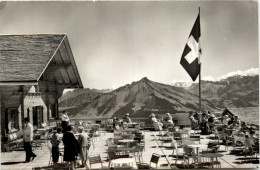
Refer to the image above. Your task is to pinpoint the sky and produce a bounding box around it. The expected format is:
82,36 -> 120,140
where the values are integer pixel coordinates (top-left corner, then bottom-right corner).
0,1 -> 258,89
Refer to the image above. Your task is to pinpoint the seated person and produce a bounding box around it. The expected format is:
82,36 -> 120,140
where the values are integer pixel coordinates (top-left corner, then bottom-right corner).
241,122 -> 249,132
113,117 -> 121,129
233,115 -> 241,126
208,113 -> 216,130
150,113 -> 163,130
228,116 -> 234,126
112,117 -> 117,128
244,135 -> 254,155
222,115 -> 230,126
124,113 -> 132,123
200,114 -> 210,135
193,112 -> 200,124
190,115 -> 199,130
249,130 -> 257,144
164,113 -> 174,125
232,123 -> 241,135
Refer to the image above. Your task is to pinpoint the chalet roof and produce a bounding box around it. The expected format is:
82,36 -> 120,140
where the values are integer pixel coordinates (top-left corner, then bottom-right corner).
222,108 -> 234,117
0,34 -> 83,88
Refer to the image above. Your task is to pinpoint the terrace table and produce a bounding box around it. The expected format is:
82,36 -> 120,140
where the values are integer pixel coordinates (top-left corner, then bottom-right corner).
187,144 -> 208,156
201,153 -> 223,168
110,158 -> 137,168
126,123 -> 140,128
115,147 -> 136,155
88,124 -> 100,129
118,139 -> 136,147
36,128 -> 48,133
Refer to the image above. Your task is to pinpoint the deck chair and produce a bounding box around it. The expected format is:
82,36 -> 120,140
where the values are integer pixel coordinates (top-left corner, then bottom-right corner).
89,154 -> 104,169
139,122 -> 145,130
173,132 -> 182,144
150,153 -> 160,169
137,153 -> 160,169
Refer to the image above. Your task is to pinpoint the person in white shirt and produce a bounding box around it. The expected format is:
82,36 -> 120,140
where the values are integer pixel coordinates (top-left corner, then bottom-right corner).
23,118 -> 37,163
164,113 -> 174,125
222,115 -> 230,126
150,113 -> 163,128
77,127 -> 90,167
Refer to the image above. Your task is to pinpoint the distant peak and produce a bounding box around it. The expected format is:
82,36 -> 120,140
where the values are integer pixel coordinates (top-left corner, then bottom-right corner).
141,77 -> 149,81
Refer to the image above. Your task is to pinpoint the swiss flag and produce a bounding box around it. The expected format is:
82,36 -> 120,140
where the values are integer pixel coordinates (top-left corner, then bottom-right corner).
180,13 -> 201,81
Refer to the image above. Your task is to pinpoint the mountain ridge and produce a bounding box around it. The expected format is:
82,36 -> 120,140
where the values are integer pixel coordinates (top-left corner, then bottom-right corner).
59,74 -> 258,119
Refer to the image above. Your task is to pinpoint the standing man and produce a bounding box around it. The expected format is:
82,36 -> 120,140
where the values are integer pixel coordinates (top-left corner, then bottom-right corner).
23,117 -> 37,163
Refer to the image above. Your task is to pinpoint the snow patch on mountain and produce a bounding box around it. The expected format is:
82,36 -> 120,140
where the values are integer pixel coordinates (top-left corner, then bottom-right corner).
172,68 -> 259,87
204,68 -> 258,82
171,80 -> 194,87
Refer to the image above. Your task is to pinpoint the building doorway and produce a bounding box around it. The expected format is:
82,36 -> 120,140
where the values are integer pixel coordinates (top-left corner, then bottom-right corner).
32,106 -> 43,127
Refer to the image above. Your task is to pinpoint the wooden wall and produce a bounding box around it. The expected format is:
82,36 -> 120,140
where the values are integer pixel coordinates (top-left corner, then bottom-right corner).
0,81 -> 65,136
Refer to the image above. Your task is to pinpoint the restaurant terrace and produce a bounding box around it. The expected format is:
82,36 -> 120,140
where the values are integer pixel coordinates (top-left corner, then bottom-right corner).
1,115 -> 259,169
0,35 -> 259,170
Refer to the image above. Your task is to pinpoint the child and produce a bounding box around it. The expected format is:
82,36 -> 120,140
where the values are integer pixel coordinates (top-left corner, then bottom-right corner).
51,128 -> 62,167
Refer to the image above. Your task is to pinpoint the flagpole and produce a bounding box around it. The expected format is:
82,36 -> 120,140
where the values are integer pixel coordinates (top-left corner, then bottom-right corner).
199,7 -> 202,113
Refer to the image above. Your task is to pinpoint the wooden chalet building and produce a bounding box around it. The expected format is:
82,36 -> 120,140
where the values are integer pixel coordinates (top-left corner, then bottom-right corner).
0,34 -> 83,136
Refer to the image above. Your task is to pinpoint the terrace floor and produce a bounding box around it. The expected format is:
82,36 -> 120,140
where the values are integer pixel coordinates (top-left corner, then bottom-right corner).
1,130 -> 259,169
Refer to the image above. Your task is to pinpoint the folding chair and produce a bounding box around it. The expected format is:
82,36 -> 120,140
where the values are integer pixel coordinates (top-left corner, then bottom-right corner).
149,153 -> 160,169
89,154 -> 104,169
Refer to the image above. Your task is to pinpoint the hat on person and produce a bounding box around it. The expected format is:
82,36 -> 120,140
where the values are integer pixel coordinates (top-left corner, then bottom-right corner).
150,113 -> 155,117
210,113 -> 215,117
166,113 -> 171,116
125,113 -> 130,116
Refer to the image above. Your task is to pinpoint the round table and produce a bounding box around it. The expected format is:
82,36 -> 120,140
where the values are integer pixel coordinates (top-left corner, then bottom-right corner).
118,139 -> 135,143
201,153 -> 223,168
187,144 -> 208,155
201,153 -> 223,158
110,158 -> 136,168
118,139 -> 136,147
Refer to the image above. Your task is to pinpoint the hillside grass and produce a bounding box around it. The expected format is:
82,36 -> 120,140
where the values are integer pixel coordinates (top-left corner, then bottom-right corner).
229,107 -> 259,125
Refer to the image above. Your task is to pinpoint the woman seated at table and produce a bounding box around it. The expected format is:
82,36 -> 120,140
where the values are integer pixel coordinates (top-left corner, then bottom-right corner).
232,115 -> 241,127
249,130 -> 257,144
63,126 -> 80,170
189,114 -> 199,130
164,113 -> 174,126
150,113 -> 163,130
208,113 -> 216,131
241,122 -> 249,133
232,123 -> 241,135
222,115 -> 230,126
123,113 -> 132,123
113,117 -> 122,129
200,114 -> 210,135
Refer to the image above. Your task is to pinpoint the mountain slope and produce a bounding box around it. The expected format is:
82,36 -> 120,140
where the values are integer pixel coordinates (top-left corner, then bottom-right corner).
59,89 -> 103,107
187,75 -> 259,108
70,77 -> 218,119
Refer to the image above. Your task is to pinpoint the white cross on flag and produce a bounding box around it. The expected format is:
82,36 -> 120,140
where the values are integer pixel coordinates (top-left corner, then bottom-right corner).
180,13 -> 201,81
